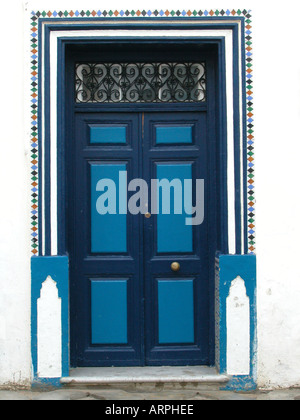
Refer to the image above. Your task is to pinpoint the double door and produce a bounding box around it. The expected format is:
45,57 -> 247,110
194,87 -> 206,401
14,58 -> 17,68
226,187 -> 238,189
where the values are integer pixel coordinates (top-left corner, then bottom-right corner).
69,110 -> 210,367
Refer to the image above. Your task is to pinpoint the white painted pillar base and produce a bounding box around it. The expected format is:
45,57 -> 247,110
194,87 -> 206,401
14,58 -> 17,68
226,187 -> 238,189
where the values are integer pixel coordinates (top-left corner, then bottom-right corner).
37,276 -> 62,378
226,276 -> 250,376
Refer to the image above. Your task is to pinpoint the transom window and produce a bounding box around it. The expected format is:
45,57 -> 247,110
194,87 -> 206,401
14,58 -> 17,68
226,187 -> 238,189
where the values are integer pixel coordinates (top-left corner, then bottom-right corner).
75,62 -> 206,104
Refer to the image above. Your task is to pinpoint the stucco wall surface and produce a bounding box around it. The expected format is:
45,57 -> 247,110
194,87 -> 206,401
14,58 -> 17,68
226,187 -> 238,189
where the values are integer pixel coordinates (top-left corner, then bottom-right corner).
0,0 -> 31,388
0,0 -> 299,389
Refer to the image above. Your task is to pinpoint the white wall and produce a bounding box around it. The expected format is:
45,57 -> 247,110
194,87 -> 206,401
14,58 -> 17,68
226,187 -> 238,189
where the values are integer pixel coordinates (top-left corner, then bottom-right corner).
253,2 -> 300,389
0,0 -> 31,387
0,0 -> 299,389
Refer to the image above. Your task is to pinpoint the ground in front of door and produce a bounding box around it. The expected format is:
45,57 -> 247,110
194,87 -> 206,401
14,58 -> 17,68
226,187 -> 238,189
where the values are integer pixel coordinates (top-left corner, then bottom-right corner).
0,386 -> 299,400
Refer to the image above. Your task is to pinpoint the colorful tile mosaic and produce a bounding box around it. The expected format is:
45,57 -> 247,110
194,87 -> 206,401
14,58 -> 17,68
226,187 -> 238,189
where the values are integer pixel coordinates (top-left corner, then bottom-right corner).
244,14 -> 255,254
30,18 -> 38,255
30,9 -> 255,255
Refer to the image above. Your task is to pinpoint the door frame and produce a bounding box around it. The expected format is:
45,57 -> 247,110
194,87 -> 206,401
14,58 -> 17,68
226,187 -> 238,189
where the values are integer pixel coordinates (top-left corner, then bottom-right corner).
69,108 -> 213,367
65,44 -> 219,367
31,16 -> 254,383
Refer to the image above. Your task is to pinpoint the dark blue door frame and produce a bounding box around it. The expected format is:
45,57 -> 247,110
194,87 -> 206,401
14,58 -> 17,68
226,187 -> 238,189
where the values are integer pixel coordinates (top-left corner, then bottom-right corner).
58,38 -> 228,367
58,37 -> 233,254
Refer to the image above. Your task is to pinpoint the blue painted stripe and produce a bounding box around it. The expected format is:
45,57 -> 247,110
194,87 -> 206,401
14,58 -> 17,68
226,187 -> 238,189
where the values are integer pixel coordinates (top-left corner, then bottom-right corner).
91,279 -> 128,344
91,164 -> 127,253
158,279 -> 194,344
156,126 -> 193,144
157,164 -> 193,253
90,126 -> 127,144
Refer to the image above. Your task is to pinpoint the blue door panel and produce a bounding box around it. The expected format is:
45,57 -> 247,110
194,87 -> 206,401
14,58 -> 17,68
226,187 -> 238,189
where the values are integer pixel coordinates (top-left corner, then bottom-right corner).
158,279 -> 195,344
91,163 -> 127,253
156,163 -> 193,253
91,279 -> 128,344
156,126 -> 193,144
90,125 -> 127,144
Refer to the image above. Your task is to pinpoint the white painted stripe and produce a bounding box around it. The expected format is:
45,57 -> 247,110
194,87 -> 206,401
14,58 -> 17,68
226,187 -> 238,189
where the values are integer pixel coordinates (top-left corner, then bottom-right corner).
238,20 -> 245,255
224,31 -> 236,255
47,26 -> 243,256
41,23 -> 46,256
50,31 -> 58,256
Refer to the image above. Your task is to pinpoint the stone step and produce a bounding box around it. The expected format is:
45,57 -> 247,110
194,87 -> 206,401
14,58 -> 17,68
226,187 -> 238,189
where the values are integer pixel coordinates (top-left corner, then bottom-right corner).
61,366 -> 230,390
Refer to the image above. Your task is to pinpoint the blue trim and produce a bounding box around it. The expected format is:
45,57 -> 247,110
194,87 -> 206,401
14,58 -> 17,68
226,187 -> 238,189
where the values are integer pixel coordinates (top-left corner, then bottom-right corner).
216,37 -> 228,254
224,375 -> 257,392
232,24 -> 242,254
32,378 -> 62,389
57,38 -> 66,256
31,256 -> 69,380
37,22 -> 43,255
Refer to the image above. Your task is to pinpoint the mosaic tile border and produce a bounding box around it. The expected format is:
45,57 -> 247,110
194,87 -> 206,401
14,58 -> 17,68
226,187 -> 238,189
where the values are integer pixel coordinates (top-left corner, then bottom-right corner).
30,9 -> 255,255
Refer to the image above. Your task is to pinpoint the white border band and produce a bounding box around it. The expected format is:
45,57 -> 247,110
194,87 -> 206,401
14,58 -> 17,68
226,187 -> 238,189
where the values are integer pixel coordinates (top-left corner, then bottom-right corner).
44,25 -> 244,256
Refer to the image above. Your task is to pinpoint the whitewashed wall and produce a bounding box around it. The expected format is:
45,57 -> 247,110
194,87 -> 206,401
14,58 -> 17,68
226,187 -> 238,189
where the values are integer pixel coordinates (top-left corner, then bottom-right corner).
0,0 -> 31,387
0,0 -> 299,389
253,3 -> 300,389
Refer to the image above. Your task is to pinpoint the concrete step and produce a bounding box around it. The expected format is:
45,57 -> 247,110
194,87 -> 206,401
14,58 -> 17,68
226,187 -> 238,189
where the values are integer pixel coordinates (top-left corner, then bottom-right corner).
61,366 -> 230,390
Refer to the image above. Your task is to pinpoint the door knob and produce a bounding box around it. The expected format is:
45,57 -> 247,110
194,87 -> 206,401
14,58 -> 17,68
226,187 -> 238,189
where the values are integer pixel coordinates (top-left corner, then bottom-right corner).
145,212 -> 151,219
171,262 -> 181,272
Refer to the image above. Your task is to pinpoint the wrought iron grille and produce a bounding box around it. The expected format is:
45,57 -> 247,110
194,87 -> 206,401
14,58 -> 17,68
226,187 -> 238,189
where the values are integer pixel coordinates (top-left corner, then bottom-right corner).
75,62 -> 206,103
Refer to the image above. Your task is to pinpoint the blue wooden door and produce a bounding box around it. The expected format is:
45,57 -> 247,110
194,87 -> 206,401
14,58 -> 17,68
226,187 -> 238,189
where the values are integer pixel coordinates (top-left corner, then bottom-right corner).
143,112 -> 209,365
70,110 -> 209,367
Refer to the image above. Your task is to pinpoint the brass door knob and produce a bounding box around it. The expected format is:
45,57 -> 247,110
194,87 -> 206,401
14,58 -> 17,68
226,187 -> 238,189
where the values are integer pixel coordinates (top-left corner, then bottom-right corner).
145,212 -> 151,219
171,262 -> 181,272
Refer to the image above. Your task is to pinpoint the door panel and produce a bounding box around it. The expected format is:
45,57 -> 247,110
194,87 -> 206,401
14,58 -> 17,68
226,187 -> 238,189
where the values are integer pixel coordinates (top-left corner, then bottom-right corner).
91,278 -> 128,345
156,126 -> 193,144
157,279 -> 195,344
90,125 -> 128,144
156,163 -> 193,253
91,163 -> 127,253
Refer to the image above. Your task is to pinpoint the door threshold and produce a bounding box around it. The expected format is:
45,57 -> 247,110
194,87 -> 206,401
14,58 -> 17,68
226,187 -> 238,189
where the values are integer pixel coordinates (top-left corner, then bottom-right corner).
60,366 -> 229,386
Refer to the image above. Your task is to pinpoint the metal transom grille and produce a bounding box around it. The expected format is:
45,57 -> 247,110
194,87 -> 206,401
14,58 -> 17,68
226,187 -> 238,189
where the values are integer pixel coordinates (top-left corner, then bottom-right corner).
75,62 -> 206,103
